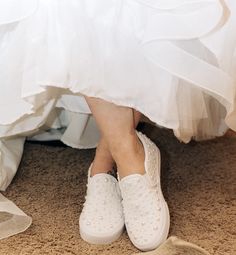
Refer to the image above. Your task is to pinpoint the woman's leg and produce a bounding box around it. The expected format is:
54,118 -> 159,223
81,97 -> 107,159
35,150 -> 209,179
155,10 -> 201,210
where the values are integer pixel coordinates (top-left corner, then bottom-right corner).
85,96 -> 144,178
82,96 -> 170,250
91,113 -> 142,176
90,109 -> 142,176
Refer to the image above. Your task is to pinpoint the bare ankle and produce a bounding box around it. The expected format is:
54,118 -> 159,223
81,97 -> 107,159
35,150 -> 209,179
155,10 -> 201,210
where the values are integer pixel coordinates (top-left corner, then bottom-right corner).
90,137 -> 115,176
109,133 -> 145,179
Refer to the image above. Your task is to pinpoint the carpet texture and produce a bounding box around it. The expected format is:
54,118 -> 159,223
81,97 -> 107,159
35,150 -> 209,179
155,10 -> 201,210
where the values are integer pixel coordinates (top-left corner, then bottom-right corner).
1,125 -> 236,255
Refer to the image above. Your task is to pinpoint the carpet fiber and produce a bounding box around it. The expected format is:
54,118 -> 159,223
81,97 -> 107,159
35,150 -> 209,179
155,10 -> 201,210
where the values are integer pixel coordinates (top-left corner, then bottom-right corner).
1,126 -> 236,255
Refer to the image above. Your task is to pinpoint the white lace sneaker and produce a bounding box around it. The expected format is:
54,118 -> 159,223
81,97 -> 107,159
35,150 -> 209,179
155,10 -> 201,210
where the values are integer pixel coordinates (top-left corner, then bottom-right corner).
119,131 -> 170,251
79,164 -> 124,244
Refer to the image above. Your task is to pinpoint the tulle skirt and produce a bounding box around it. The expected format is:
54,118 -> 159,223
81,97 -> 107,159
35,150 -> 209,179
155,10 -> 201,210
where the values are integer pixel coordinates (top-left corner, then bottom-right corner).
0,0 -> 236,239
0,0 -> 236,143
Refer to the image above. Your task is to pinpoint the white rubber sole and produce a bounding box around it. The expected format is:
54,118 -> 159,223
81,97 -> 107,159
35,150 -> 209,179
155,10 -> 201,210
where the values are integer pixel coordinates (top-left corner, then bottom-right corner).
80,225 -> 124,245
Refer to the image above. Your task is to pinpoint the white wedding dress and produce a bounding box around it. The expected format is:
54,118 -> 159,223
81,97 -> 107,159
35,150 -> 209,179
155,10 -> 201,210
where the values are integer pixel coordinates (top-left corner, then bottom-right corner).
0,0 -> 236,239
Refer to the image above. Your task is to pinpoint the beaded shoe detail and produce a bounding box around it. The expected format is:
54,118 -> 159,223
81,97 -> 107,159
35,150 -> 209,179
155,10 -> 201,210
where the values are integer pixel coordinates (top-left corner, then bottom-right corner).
119,131 -> 170,251
79,164 -> 124,244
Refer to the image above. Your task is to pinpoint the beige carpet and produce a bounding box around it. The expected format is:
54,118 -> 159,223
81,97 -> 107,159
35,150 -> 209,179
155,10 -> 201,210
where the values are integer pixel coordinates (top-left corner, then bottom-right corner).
1,126 -> 236,255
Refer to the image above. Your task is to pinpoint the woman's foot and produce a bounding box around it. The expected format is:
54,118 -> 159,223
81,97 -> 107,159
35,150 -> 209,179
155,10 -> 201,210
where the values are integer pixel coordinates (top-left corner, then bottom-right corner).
79,163 -> 124,244
119,131 -> 170,251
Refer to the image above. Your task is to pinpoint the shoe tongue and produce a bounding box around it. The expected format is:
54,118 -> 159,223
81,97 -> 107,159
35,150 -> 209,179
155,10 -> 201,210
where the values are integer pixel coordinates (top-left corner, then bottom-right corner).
89,173 -> 115,183
120,173 -> 149,189
120,173 -> 143,183
119,174 -> 150,199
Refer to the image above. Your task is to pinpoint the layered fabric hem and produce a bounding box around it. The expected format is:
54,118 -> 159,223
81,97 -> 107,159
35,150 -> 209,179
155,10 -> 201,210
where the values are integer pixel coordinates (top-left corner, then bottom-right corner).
0,0 -> 235,143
